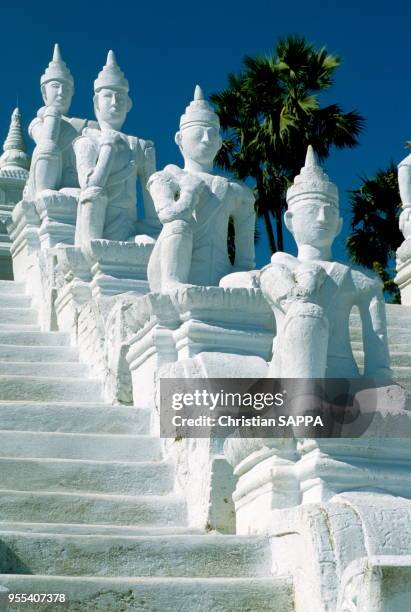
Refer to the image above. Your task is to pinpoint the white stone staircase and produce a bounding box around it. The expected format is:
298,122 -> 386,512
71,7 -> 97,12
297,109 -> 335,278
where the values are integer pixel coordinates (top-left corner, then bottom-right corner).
350,303 -> 411,390
0,280 -> 291,611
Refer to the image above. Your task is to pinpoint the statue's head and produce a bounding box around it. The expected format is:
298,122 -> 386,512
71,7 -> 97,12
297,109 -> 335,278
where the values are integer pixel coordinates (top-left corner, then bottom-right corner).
175,85 -> 222,166
40,44 -> 74,115
284,146 -> 342,249
94,51 -> 132,130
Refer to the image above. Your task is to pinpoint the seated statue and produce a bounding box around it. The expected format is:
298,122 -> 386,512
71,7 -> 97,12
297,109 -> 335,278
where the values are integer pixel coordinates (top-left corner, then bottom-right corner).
24,44 -> 87,200
222,146 -> 392,380
73,50 -> 157,252
147,85 -> 255,292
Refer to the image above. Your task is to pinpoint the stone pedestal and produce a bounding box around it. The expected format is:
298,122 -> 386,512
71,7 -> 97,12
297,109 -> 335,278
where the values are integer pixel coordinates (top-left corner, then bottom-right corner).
55,245 -> 92,337
35,189 -> 78,248
395,244 -> 411,305
9,199 -> 41,283
297,436 -> 411,504
86,238 -> 154,298
224,439 -> 300,534
337,555 -> 411,612
124,286 -> 274,409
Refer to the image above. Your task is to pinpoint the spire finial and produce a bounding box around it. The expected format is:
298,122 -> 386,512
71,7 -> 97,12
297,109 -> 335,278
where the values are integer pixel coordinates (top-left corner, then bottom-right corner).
286,145 -> 338,209
194,85 -> 204,101
94,50 -> 129,93
179,85 -> 220,130
107,50 -> 117,67
305,145 -> 318,168
41,43 -> 74,87
53,43 -> 62,62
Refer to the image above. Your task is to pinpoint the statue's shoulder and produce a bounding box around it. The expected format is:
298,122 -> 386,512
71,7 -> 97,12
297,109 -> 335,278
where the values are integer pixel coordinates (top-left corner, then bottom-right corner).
28,115 -> 42,137
349,263 -> 383,293
229,179 -> 255,203
136,137 -> 155,151
72,128 -> 99,154
67,117 -> 88,134
270,251 -> 297,267
157,164 -> 184,178
398,153 -> 411,168
79,127 -> 100,142
148,165 -> 183,188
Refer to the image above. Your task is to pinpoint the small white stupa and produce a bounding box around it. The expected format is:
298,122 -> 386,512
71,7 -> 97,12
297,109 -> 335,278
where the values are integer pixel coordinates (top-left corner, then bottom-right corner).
0,107 -> 31,279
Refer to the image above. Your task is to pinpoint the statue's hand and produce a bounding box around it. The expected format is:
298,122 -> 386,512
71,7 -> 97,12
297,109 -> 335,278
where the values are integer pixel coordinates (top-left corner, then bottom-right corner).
37,105 -> 61,120
293,263 -> 327,298
79,185 -> 106,205
99,130 -> 123,150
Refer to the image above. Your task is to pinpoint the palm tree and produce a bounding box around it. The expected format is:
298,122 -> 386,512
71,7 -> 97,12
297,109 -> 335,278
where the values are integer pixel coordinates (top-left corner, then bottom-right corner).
211,35 -> 364,253
347,164 -> 403,302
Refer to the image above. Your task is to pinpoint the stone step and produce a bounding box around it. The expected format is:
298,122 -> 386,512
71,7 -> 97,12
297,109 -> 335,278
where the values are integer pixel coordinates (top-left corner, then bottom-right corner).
0,402 -> 150,434
0,344 -> 78,363
0,431 -> 162,461
0,575 -> 292,612
0,294 -> 31,308
350,328 -> 411,344
350,318 -> 411,331
0,362 -> 89,377
351,340 -> 410,355
0,330 -> 69,346
0,490 -> 185,527
0,280 -> 25,295
354,351 -> 410,367
389,366 -> 411,382
0,323 -> 39,331
0,375 -> 102,402
0,307 -> 37,324
0,522 -> 203,537
350,304 -> 411,321
0,457 -> 173,496
0,532 -> 271,578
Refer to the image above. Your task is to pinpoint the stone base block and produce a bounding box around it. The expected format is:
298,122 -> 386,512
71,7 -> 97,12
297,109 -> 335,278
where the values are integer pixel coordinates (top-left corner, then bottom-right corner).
337,555 -> 411,612
87,239 -> 153,298
395,253 -> 411,305
35,190 -> 78,249
297,438 -> 411,503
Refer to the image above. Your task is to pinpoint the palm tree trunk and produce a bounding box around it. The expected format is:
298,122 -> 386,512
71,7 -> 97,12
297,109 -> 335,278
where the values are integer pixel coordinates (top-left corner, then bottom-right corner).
255,169 -> 277,254
263,209 -> 277,254
275,211 -> 284,252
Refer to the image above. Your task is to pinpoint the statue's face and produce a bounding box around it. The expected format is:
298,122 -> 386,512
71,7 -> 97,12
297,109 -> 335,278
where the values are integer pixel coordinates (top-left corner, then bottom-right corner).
42,80 -> 73,114
285,200 -> 342,248
95,88 -> 131,130
176,124 -> 222,165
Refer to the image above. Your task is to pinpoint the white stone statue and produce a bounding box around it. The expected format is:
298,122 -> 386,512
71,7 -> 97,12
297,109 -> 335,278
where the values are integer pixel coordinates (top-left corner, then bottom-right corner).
147,85 -> 255,292
223,146 -> 392,380
74,50 -> 157,251
395,147 -> 411,303
24,44 -> 86,200
397,150 -> 411,261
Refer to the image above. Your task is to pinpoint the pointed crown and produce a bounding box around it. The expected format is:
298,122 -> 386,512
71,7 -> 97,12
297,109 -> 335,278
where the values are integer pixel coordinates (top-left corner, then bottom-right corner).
94,50 -> 129,93
41,44 -> 74,88
179,85 -> 220,130
286,146 -> 339,209
0,107 -> 30,173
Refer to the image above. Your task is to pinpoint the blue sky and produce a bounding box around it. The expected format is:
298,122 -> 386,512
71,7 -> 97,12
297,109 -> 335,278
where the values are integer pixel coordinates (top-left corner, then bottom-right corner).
0,0 -> 409,267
